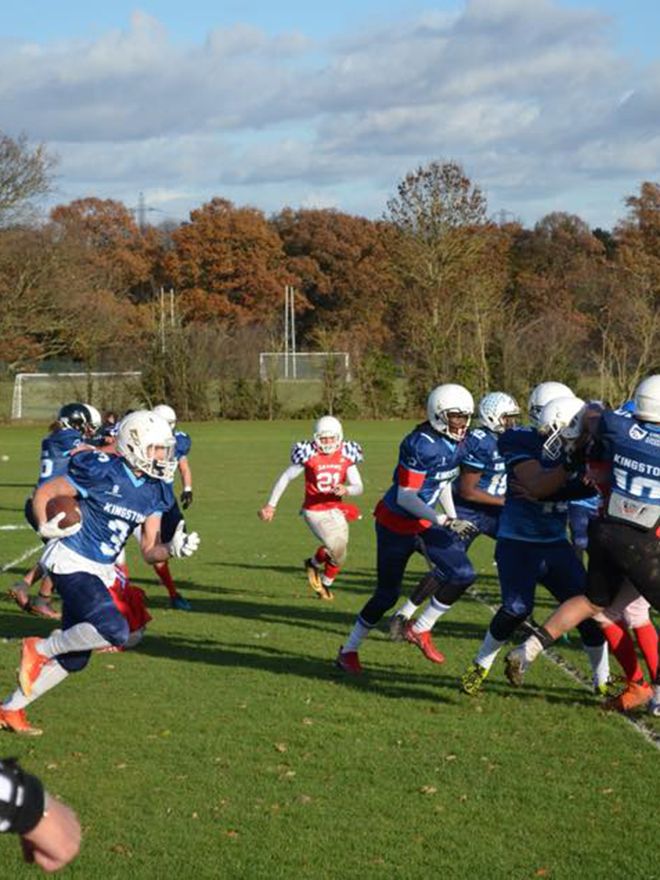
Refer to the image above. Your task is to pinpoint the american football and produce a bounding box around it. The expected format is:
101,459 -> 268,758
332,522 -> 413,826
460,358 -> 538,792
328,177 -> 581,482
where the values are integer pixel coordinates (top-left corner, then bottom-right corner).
45,495 -> 82,529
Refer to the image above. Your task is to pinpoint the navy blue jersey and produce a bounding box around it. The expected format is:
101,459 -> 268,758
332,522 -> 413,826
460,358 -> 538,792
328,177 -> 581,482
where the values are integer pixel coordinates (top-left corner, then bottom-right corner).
497,427 -> 584,543
377,422 -> 477,534
61,450 -> 173,563
599,407 -> 660,527
174,431 -> 191,461
37,428 -> 84,486
453,427 -> 507,508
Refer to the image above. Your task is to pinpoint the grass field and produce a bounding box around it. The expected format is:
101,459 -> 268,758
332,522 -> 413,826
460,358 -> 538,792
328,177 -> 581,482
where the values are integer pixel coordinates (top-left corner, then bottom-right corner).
0,420 -> 658,879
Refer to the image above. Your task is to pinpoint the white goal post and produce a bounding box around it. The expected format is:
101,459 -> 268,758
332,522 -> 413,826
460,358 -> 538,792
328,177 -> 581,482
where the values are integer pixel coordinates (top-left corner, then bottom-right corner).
259,352 -> 351,382
11,372 -> 142,420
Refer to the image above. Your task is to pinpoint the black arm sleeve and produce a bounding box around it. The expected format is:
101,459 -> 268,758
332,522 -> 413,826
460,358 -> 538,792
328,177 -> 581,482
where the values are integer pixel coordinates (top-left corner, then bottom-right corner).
0,758 -> 45,834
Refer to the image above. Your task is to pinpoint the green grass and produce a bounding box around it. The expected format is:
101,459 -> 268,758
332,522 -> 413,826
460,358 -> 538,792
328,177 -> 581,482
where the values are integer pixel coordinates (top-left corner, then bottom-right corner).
0,420 -> 658,879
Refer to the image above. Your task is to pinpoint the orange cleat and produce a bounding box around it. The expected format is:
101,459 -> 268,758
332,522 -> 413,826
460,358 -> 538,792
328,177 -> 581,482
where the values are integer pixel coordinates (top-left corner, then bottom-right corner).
603,680 -> 653,713
0,706 -> 43,736
18,637 -> 49,697
335,647 -> 363,675
404,622 -> 446,665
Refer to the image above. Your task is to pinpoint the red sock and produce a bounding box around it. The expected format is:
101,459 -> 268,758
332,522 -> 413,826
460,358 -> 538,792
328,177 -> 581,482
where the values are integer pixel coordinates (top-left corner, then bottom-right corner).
323,562 -> 340,583
602,622 -> 644,683
154,562 -> 178,599
314,547 -> 329,566
633,623 -> 658,681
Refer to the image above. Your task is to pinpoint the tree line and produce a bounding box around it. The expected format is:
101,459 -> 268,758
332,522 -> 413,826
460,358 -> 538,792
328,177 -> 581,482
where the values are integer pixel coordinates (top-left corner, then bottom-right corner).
0,132 -> 657,419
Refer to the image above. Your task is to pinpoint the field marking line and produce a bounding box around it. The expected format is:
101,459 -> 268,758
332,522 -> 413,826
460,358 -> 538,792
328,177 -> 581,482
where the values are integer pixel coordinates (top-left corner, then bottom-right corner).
467,585 -> 660,753
0,524 -> 31,531
1,544 -> 41,573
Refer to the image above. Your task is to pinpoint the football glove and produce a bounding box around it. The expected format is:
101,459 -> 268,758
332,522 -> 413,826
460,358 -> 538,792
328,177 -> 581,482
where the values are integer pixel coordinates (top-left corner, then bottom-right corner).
38,512 -> 82,540
446,518 -> 480,542
168,521 -> 200,558
180,489 -> 193,510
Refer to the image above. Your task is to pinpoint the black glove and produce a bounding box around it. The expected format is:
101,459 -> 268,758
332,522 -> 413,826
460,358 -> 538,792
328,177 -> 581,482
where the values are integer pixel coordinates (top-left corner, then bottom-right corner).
446,518 -> 480,542
180,489 -> 193,510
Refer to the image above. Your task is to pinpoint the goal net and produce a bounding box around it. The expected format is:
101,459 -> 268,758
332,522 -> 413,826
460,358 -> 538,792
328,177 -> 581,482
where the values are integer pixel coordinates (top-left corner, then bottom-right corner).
11,372 -> 143,420
259,352 -> 351,382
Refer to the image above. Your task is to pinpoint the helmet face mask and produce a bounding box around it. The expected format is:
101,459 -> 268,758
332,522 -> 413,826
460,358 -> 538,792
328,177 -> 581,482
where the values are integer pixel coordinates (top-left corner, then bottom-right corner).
57,403 -> 92,434
632,375 -> 660,423
152,404 -> 177,430
116,411 -> 177,481
313,415 -> 343,454
537,396 -> 586,461
528,382 -> 575,428
478,392 -> 520,434
427,384 -> 474,441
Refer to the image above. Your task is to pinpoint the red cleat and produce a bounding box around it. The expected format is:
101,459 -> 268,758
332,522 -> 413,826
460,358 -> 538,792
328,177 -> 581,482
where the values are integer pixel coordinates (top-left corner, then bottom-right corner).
335,647 -> 363,675
0,706 -> 43,736
18,637 -> 49,697
603,680 -> 653,713
404,622 -> 445,664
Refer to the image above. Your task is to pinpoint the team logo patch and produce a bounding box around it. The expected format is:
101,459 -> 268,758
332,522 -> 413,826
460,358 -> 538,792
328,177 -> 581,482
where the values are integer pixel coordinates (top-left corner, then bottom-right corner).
629,424 -> 648,441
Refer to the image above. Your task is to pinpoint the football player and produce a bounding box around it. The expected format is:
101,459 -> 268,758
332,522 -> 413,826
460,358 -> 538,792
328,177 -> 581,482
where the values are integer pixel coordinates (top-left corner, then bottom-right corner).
9,403 -> 95,620
259,416 -> 363,600
336,384 -> 481,674
388,391 -> 520,639
460,395 -> 610,696
504,375 -> 660,717
0,410 -> 200,735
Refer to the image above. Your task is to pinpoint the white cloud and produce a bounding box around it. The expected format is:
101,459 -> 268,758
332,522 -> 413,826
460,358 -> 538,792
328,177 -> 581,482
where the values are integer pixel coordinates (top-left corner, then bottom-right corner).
2,0 -> 658,227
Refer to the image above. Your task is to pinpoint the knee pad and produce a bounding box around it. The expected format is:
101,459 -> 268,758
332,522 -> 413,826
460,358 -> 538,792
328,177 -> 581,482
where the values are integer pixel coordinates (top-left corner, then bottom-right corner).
577,617 -> 605,647
56,651 -> 91,673
490,608 -> 527,642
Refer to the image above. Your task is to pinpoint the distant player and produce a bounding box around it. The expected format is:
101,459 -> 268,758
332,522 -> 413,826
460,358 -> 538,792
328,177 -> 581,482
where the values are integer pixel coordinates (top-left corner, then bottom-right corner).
505,376 -> 660,717
460,395 -> 610,696
259,416 -> 363,600
388,391 -> 520,638
9,403 -> 95,619
336,384 -> 481,674
0,410 -> 201,735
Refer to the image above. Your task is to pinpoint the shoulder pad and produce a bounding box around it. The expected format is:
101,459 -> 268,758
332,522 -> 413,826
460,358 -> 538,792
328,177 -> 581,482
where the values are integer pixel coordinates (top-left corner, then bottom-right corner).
342,441 -> 363,463
291,441 -> 315,465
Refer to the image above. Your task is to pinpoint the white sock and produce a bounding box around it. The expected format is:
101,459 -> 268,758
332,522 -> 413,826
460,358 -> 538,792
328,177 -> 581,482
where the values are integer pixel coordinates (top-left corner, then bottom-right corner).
398,600 -> 419,619
321,576 -> 335,587
522,634 -> 545,662
42,622 -> 113,656
343,620 -> 371,653
413,598 -> 451,633
475,631 -> 506,672
3,660 -> 69,710
583,643 -> 610,687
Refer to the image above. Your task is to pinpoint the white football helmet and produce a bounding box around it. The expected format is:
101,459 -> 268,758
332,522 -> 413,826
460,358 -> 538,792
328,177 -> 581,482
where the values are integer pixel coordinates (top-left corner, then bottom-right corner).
528,382 -> 575,428
152,404 -> 177,430
313,415 -> 343,454
84,404 -> 102,433
116,410 -> 177,480
427,384 -> 474,441
632,374 -> 660,423
538,396 -> 586,460
478,392 -> 520,433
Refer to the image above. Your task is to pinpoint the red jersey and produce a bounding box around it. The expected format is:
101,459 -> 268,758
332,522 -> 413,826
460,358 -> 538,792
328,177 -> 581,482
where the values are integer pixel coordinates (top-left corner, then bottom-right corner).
291,440 -> 363,511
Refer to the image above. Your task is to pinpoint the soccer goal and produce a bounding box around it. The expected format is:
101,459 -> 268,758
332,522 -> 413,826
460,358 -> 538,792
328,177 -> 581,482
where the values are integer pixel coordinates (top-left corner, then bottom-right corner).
259,352 -> 351,382
11,372 -> 143,420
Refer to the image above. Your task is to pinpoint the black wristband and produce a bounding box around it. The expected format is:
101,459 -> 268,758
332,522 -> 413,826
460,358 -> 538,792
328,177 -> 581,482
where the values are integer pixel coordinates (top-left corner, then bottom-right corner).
0,760 -> 45,834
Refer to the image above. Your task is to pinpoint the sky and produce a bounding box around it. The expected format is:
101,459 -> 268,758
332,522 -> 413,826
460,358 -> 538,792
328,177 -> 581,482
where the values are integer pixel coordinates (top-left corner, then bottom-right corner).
1,0 -> 659,230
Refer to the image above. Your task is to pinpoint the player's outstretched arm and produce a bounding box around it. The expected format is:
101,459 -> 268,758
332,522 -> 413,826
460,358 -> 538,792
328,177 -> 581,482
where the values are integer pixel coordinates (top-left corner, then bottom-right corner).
21,796 -> 81,873
140,515 -> 200,563
258,504 -> 276,521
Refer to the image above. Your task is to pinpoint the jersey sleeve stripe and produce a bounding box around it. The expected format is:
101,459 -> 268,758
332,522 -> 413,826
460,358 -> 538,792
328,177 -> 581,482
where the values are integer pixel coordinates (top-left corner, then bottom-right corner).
397,465 -> 426,489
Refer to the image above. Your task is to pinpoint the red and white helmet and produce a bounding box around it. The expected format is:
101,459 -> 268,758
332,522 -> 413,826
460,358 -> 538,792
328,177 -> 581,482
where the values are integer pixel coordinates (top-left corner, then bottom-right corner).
313,415 -> 343,454
427,384 -> 474,441
528,382 -> 575,428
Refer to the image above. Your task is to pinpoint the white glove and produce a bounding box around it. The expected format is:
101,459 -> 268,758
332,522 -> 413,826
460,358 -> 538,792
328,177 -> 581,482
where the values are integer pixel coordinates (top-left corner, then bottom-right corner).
168,521 -> 200,558
38,512 -> 82,540
446,518 -> 480,542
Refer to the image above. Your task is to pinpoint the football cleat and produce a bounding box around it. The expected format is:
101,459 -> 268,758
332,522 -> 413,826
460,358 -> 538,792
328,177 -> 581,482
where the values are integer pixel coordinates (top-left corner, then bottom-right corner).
170,593 -> 192,611
504,646 -> 528,687
594,678 -> 618,699
649,686 -> 660,717
18,637 -> 49,697
318,582 -> 334,601
602,680 -> 653,713
304,558 -> 324,596
460,662 -> 489,696
8,582 -> 31,612
335,647 -> 363,676
388,613 -> 409,642
404,622 -> 445,665
0,706 -> 42,736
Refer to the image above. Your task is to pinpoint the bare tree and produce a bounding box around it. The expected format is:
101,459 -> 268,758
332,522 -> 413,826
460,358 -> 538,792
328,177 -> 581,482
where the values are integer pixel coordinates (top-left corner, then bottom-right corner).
0,132 -> 56,225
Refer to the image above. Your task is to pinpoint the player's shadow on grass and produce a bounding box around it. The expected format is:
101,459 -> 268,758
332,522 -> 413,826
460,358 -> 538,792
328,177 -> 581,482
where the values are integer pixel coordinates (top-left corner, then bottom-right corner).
0,482 -> 34,489
0,606 -> 60,640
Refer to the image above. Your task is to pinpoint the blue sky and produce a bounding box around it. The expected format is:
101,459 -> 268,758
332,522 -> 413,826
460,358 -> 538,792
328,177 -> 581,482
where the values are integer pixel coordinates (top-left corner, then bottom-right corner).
1,0 -> 659,229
